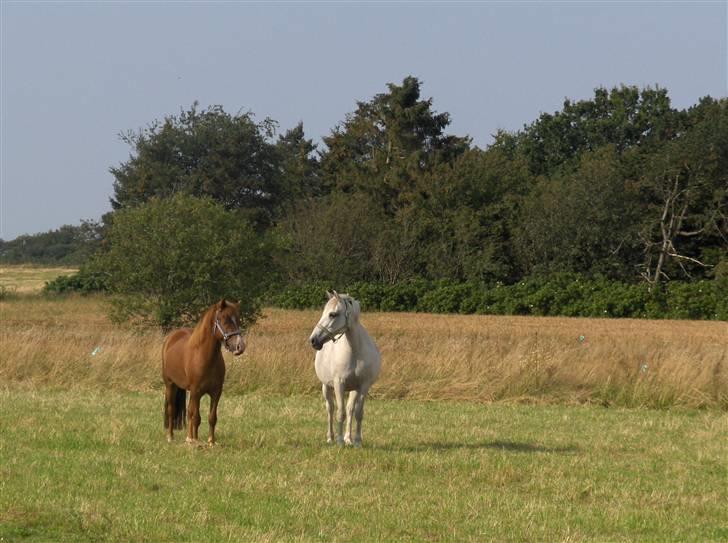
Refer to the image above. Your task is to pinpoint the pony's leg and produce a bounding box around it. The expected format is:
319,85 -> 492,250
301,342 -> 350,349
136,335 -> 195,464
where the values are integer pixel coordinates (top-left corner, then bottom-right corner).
164,382 -> 176,442
207,388 -> 222,446
353,387 -> 368,447
322,384 -> 335,444
333,379 -> 346,446
186,388 -> 202,443
344,391 -> 358,446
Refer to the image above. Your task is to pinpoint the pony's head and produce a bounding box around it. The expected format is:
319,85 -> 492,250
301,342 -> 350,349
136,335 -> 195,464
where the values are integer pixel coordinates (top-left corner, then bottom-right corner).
213,299 -> 246,356
309,291 -> 360,350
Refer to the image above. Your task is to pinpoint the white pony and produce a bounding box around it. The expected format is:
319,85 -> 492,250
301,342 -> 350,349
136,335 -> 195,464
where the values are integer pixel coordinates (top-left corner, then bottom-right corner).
308,291 -> 381,447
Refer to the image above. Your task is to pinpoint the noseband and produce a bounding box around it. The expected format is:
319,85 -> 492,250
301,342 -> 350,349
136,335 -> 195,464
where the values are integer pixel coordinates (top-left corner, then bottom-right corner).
316,299 -> 352,343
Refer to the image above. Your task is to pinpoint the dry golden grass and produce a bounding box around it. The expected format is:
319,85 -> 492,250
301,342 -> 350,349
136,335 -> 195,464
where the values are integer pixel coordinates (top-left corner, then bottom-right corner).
0,265 -> 77,294
1,295 -> 726,409
0,295 -> 163,389
249,308 -> 728,408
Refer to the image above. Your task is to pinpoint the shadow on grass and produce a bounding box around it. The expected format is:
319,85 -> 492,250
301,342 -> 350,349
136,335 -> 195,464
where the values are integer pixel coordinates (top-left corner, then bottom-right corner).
379,440 -> 580,454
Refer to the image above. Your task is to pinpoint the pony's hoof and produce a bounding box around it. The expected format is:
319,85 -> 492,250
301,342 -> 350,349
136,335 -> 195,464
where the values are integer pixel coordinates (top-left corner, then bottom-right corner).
207,439 -> 216,447
326,437 -> 334,445
166,436 -> 173,443
336,438 -> 345,447
353,441 -> 362,449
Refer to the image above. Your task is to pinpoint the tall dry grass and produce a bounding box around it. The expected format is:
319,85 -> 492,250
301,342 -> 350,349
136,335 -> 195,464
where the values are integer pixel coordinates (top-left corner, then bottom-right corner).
1,295 -> 726,408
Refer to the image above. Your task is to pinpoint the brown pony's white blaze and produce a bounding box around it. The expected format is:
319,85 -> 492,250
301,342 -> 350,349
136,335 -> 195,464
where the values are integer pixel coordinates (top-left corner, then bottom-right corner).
308,291 -> 381,447
161,299 -> 246,445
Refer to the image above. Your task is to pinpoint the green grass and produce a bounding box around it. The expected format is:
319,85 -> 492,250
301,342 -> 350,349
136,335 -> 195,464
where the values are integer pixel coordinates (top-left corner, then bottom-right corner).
1,388 -> 726,542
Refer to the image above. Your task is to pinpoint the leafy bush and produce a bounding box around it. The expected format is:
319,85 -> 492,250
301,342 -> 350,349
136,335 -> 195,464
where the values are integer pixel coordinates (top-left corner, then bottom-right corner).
44,267 -> 108,295
268,276 -> 725,320
267,281 -> 332,309
376,281 -> 433,312
666,280 -> 727,320
98,194 -> 273,328
417,282 -> 479,314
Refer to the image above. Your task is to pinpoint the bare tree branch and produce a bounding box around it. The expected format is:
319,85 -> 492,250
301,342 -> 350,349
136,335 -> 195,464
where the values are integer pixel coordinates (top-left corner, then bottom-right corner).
666,252 -> 711,267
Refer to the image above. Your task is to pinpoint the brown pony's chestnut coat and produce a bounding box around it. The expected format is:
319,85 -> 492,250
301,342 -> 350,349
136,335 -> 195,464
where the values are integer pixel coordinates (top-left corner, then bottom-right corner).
161,299 -> 245,444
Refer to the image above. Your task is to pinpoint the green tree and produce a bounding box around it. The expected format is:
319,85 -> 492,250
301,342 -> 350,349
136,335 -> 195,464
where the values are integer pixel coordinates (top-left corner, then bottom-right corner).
516,85 -> 678,177
636,97 -> 728,286
277,191 -> 391,285
110,103 -> 282,229
275,122 -> 322,203
0,220 -> 103,265
410,147 -> 533,282
320,76 -> 470,211
514,146 -> 638,278
98,194 -> 272,328
281,76 -> 473,285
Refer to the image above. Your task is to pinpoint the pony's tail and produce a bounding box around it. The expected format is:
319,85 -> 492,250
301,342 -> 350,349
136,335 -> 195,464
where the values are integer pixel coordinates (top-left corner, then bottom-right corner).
164,387 -> 187,430
173,388 -> 186,429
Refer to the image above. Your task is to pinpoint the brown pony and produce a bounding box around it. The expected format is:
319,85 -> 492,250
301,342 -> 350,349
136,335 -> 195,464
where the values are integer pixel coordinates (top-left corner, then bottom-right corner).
161,299 -> 246,445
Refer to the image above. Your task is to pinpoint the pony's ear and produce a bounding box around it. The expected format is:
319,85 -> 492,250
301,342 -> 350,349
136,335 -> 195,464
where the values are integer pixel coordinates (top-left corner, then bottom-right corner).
332,290 -> 340,300
326,291 -> 334,300
219,299 -> 227,309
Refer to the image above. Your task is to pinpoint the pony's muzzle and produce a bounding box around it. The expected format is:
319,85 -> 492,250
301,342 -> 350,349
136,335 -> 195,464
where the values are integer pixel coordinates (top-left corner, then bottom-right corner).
310,335 -> 324,351
228,336 -> 246,356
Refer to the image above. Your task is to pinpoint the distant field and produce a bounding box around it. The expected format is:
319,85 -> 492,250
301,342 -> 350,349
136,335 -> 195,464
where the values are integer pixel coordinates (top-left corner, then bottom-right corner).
0,389 -> 726,542
0,265 -> 77,294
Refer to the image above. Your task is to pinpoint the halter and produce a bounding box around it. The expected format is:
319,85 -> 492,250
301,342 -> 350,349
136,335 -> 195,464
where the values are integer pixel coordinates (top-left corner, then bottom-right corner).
213,312 -> 242,343
316,298 -> 352,343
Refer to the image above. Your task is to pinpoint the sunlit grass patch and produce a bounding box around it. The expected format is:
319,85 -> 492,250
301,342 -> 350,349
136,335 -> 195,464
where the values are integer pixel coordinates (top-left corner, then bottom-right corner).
0,265 -> 78,294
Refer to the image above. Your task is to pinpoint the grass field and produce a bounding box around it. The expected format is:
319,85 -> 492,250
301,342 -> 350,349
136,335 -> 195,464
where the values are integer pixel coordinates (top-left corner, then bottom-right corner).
0,265 -> 77,294
1,282 -> 727,541
1,389 -> 726,542
1,294 -> 726,408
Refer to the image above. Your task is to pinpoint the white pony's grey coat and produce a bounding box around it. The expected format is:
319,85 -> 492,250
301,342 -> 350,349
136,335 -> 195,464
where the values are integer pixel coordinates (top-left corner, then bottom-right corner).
309,292 -> 381,446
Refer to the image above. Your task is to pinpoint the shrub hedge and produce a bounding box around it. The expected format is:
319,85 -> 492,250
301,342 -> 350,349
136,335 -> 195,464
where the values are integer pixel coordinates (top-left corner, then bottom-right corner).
45,270 -> 726,320
44,267 -> 109,295
267,275 -> 727,320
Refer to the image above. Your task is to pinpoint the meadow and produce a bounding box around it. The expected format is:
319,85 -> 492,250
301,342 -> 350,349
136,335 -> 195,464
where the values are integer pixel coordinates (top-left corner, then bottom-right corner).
1,389 -> 726,542
1,294 -> 726,408
1,280 -> 727,541
0,266 -> 77,295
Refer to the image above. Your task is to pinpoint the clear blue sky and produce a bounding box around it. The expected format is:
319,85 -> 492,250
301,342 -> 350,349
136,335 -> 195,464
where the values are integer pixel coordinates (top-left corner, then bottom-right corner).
1,1 -> 726,240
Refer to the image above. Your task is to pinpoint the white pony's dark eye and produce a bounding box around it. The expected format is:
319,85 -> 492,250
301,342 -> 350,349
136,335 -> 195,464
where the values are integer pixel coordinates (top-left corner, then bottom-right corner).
329,312 -> 338,318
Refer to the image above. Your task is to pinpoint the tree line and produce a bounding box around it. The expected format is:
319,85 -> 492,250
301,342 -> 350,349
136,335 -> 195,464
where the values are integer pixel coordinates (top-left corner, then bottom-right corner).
11,76 -> 728,324
0,220 -> 104,265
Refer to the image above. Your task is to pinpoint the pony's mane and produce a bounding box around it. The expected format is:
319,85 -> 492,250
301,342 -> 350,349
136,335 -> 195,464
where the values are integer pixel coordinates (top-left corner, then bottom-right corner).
188,304 -> 218,348
329,293 -> 360,322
